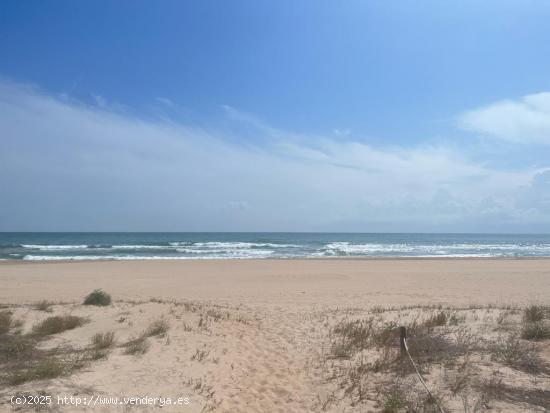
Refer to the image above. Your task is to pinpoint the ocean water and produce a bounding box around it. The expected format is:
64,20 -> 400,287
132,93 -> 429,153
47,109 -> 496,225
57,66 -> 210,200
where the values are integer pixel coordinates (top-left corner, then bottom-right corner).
1,233 -> 550,261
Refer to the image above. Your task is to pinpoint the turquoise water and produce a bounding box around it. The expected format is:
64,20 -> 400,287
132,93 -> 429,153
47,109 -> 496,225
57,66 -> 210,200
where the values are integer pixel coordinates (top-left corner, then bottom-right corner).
1,233 -> 550,260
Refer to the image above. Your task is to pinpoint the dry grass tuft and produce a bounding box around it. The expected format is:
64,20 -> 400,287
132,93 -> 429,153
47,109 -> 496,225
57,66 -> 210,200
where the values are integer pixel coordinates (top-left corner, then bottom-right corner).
88,349 -> 109,360
0,334 -> 38,362
191,347 -> 210,362
0,311 -> 13,334
33,300 -> 53,312
423,311 -> 448,329
329,317 -> 376,358
32,315 -> 86,336
122,336 -> 150,356
143,318 -> 169,337
523,305 -> 546,323
90,331 -> 116,349
489,335 -> 543,374
322,304 -> 550,412
8,358 -> 66,385
521,322 -> 550,340
381,386 -> 407,413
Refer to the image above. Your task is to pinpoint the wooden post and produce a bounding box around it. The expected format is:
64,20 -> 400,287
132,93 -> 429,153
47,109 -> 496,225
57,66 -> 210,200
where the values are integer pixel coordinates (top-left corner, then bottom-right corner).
399,326 -> 407,355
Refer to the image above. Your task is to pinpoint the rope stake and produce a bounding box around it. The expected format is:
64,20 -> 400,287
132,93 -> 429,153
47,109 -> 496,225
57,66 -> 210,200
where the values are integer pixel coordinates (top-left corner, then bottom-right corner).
400,326 -> 445,413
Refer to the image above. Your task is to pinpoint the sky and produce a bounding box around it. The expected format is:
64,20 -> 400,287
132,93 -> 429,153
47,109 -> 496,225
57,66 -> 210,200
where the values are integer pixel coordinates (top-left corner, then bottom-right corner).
1,0 -> 550,232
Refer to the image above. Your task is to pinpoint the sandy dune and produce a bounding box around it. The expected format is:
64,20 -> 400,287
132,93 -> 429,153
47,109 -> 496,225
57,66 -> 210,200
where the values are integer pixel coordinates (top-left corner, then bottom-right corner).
1,259 -> 549,412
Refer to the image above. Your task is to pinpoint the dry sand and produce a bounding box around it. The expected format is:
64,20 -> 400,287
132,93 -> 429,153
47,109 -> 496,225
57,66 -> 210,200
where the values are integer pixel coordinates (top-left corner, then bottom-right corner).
1,258 -> 549,307
0,259 -> 549,412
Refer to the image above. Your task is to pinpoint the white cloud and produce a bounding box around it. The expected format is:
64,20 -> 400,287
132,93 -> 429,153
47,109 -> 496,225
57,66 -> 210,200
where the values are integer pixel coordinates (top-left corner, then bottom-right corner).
460,92 -> 550,144
0,80 -> 548,231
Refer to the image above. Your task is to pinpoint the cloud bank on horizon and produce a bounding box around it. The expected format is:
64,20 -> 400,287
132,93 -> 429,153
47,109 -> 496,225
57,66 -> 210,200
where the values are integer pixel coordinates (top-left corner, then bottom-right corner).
1,79 -> 550,232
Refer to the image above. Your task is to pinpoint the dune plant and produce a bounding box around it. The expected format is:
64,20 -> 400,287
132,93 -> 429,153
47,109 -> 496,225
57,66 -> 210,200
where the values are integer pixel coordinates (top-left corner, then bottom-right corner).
83,289 -> 111,306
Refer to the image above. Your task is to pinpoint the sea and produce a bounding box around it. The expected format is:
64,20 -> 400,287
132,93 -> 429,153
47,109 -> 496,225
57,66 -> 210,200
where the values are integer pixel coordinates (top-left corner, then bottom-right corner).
1,233 -> 550,261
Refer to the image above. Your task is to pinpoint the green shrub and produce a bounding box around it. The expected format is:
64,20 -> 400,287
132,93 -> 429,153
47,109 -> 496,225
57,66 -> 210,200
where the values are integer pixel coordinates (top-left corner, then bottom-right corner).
83,289 -> 111,306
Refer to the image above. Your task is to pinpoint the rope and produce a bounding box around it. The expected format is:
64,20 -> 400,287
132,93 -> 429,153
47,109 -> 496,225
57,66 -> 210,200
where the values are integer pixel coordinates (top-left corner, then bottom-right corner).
402,336 -> 445,413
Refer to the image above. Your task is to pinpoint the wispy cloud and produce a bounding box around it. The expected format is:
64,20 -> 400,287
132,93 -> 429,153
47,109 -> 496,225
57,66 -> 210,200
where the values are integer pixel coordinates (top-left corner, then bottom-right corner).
0,79 -> 548,231
460,92 -> 550,144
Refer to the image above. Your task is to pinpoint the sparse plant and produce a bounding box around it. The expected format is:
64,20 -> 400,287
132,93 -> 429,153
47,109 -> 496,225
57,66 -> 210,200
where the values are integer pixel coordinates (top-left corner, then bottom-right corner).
318,391 -> 337,411
490,335 -> 541,373
382,386 -> 407,412
460,391 -> 490,413
370,305 -> 386,314
90,331 -> 116,349
446,355 -> 473,395
144,318 -> 169,337
33,300 -> 53,312
342,354 -> 370,404
371,322 -> 398,348
329,337 -> 354,359
191,347 -> 210,362
370,346 -> 396,373
521,322 -> 550,340
83,289 -> 111,306
331,317 -> 376,353
449,312 -> 465,326
423,311 -> 448,329
478,371 -> 504,404
0,311 -> 12,334
8,358 -> 66,385
32,315 -> 86,336
0,334 -> 37,361
523,305 -> 545,323
198,313 -> 210,330
88,349 -> 109,360
122,336 -> 150,355
405,326 -> 458,366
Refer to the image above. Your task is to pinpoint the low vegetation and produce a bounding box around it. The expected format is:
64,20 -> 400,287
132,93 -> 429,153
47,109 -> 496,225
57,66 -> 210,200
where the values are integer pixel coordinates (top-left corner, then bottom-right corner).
8,358 -> 66,385
83,289 -> 112,306
0,311 -> 13,334
520,305 -> 550,340
521,322 -> 550,340
120,318 -> 169,356
523,305 -> 546,323
1,322 -> 89,385
91,331 -> 116,349
381,385 -> 407,413
489,335 -> 542,373
143,318 -> 169,337
2,297 -> 549,413
321,304 -> 550,412
32,315 -> 86,336
33,300 -> 53,312
122,336 -> 150,355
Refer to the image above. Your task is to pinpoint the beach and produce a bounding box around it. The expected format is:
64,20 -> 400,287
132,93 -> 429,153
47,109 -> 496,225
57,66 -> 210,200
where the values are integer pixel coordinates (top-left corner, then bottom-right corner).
1,259 -> 549,412
1,258 -> 549,306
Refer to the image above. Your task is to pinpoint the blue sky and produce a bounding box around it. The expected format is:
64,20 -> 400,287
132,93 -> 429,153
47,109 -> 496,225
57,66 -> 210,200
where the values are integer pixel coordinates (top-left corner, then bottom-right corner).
1,1 -> 550,232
